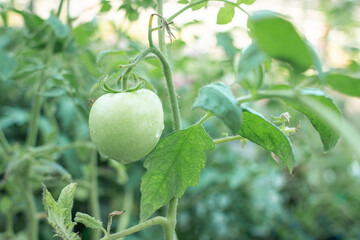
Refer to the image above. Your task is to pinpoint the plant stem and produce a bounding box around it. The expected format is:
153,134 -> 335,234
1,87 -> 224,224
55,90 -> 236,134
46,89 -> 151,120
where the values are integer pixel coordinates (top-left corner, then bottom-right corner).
122,48 -> 152,90
213,135 -> 244,145
195,112 -> 214,126
26,0 -> 64,146
166,198 -> 177,230
157,0 -> 166,54
116,187 -> 134,239
66,0 -> 71,25
56,0 -> 64,17
155,0 -> 181,236
15,24 -> 49,57
167,0 -> 248,22
5,213 -> 14,237
101,216 -> 173,240
89,149 -> 102,240
24,186 -> 38,240
149,47 -> 181,131
0,129 -> 11,154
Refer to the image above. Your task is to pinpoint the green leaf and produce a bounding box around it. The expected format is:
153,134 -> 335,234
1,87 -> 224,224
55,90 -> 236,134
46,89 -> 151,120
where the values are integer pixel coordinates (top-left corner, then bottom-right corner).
57,183 -> 77,225
75,212 -> 103,230
140,125 -> 214,221
237,43 -> 267,91
96,50 -> 129,73
237,0 -> 256,5
39,87 -> 66,97
42,185 -> 80,240
239,108 -> 295,173
191,0 -> 207,11
48,14 -> 70,38
100,1 -> 112,12
73,20 -> 98,46
193,82 -> 242,134
177,0 -> 189,3
249,10 -> 313,73
0,50 -> 17,80
282,89 -> 341,151
325,73 -> 360,98
13,64 -> 45,80
216,4 -> 235,25
216,32 -> 238,62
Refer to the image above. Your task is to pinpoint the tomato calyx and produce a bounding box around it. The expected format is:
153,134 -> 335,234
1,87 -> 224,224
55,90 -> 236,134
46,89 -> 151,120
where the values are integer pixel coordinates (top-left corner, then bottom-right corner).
99,74 -> 147,94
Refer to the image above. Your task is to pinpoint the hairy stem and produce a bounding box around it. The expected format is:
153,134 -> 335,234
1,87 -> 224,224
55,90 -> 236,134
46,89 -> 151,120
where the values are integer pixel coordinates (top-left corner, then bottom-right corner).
149,47 -> 181,130
122,48 -> 152,90
101,216 -> 173,240
167,0 -> 248,22
154,0 -> 181,236
89,150 -> 102,240
0,129 -> 11,154
5,213 -> 14,237
157,0 -> 166,54
24,186 -> 38,240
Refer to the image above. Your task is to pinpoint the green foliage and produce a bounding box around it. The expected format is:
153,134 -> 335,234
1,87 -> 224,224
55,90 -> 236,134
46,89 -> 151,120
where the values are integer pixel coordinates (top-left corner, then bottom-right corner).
96,50 -> 129,73
193,82 -> 242,134
140,125 -> 214,221
249,10 -> 313,73
42,184 -> 80,240
237,0 -> 256,5
325,72 -> 360,98
100,1 -> 112,13
48,14 -> 70,38
216,32 -> 238,62
191,0 -> 208,11
57,183 -> 77,225
216,3 -> 235,25
0,49 -> 17,80
75,213 -> 103,231
282,89 -> 341,151
239,108 -> 295,173
1,0 -> 359,239
236,43 -> 266,91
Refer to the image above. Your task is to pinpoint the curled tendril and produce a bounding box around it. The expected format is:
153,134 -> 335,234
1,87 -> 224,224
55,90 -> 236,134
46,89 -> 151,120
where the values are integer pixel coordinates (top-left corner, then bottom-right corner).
152,13 -> 177,44
98,74 -> 148,94
99,75 -> 121,93
125,78 -> 147,92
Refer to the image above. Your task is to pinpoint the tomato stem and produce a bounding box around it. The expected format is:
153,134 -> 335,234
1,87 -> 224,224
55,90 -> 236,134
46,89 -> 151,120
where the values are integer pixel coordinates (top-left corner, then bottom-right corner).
195,112 -> 214,126
149,47 -> 181,130
0,129 -> 11,154
157,0 -> 166,54
122,48 -> 152,90
26,0 -> 65,147
101,216 -> 173,240
89,149 -> 102,240
24,185 -> 38,240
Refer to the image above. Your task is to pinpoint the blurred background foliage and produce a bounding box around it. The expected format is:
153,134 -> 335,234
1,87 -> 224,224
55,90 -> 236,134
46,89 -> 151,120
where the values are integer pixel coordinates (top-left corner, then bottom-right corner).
0,0 -> 360,240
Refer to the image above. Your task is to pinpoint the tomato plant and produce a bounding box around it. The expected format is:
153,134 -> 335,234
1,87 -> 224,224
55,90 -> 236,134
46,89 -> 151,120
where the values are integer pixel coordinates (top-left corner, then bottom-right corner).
1,0 -> 360,240
89,89 -> 164,164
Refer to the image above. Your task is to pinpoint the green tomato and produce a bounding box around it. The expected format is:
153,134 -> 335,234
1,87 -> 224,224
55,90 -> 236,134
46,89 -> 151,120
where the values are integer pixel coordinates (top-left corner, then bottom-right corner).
89,89 -> 164,164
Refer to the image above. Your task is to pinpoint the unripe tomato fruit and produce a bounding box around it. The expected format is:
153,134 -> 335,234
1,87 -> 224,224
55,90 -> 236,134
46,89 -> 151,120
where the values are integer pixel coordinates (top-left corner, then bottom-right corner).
89,89 -> 164,164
